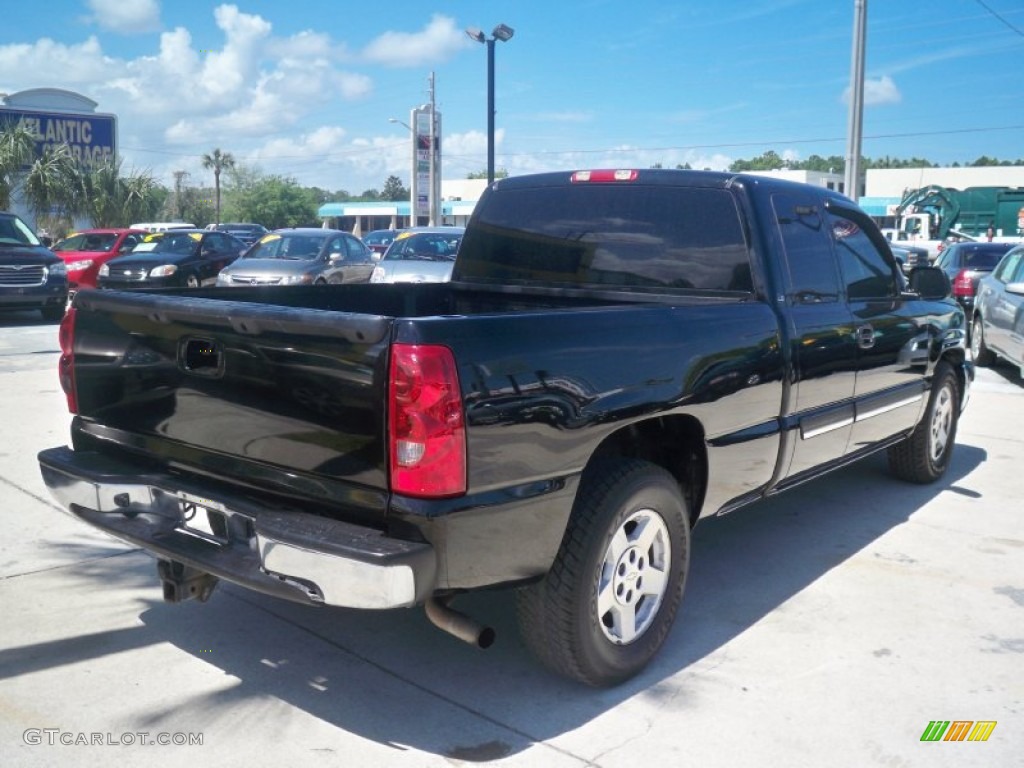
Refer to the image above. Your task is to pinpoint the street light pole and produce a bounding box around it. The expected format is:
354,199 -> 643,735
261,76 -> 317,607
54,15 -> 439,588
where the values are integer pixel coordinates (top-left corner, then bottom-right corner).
486,38 -> 495,185
466,23 -> 514,186
844,0 -> 867,202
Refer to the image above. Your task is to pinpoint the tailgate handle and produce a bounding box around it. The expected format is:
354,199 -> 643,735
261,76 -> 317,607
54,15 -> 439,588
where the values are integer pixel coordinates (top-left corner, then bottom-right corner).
180,337 -> 224,378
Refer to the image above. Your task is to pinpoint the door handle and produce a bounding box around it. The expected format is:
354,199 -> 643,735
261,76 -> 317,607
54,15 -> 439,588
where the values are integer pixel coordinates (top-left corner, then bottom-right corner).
856,324 -> 875,349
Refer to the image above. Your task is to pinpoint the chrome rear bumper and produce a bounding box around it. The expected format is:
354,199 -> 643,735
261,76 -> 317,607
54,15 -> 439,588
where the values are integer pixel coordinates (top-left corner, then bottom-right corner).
37,446 -> 436,609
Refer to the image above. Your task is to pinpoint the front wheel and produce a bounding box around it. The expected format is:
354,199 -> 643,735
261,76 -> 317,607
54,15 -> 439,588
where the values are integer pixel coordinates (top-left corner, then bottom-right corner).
971,315 -> 995,366
888,362 -> 960,483
516,459 -> 690,686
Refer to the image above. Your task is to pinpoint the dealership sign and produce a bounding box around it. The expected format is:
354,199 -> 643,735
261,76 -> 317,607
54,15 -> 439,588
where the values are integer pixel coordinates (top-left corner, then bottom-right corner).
0,107 -> 117,169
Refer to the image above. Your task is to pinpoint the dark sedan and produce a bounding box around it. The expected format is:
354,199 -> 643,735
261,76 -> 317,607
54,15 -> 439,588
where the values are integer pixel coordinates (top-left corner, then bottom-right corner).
98,229 -> 246,289
934,241 -> 1019,322
0,211 -> 68,321
362,229 -> 400,257
216,228 -> 376,287
211,222 -> 268,246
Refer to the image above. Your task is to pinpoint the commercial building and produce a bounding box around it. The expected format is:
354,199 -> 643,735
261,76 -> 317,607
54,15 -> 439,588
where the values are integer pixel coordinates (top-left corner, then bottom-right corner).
0,88 -> 117,228
317,179 -> 487,234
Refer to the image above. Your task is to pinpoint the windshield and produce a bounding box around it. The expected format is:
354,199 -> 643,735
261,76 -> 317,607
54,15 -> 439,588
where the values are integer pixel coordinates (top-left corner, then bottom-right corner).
245,234 -> 327,260
54,232 -> 118,252
152,232 -> 202,254
0,214 -> 42,247
385,232 -> 462,261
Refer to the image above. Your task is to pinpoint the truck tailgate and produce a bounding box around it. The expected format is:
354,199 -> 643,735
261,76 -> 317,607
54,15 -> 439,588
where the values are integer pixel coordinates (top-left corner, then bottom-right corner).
68,289 -> 393,521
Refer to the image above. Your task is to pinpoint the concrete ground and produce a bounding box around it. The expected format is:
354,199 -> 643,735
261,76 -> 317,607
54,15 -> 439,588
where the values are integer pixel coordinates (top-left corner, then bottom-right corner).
0,310 -> 1021,767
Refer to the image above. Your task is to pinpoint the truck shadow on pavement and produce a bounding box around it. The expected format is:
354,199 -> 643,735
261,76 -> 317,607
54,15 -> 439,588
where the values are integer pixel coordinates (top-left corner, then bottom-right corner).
77,444 -> 984,760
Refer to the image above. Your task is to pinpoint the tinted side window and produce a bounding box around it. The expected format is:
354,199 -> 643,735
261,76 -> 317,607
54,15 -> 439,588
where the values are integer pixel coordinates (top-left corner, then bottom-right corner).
458,185 -> 752,292
827,210 -> 897,300
772,193 -> 840,303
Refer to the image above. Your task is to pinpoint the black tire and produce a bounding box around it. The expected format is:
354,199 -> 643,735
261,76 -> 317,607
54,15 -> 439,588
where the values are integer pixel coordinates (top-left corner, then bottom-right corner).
314,278 -> 327,286
971,315 -> 995,366
888,362 -> 960,484
516,459 -> 690,687
40,304 -> 65,322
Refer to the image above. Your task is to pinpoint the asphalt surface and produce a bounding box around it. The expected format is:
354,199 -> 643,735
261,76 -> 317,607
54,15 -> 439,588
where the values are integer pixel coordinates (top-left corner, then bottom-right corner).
0,307 -> 1021,767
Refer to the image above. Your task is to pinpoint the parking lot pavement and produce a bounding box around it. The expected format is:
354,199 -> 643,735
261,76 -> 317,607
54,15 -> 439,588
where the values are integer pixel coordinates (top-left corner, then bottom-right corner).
0,315 -> 1021,767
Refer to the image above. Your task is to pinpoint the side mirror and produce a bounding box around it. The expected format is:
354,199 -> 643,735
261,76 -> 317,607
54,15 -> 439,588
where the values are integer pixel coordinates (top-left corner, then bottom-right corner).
908,266 -> 952,300
328,252 -> 343,262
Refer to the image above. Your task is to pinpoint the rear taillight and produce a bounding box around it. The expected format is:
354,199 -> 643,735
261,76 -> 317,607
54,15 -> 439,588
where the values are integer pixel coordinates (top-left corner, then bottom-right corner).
58,307 -> 78,413
388,343 -> 466,498
952,269 -> 974,297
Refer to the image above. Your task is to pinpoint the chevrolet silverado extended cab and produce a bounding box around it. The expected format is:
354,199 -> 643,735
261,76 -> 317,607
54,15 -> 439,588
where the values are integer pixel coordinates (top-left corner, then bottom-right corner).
39,170 -> 972,686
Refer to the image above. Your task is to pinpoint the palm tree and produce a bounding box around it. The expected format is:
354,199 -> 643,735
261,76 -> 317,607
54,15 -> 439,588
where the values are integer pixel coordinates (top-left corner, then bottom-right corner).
0,122 -> 37,210
77,159 -> 159,227
201,148 -> 235,224
23,143 -> 81,229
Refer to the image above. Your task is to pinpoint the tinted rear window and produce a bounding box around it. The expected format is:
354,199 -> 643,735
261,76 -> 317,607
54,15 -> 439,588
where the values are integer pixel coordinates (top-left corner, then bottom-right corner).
962,246 -> 1012,270
456,184 -> 751,292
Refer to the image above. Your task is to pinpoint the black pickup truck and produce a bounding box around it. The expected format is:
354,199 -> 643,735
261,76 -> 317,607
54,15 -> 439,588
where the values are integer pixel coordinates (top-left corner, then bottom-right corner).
39,169 -> 972,686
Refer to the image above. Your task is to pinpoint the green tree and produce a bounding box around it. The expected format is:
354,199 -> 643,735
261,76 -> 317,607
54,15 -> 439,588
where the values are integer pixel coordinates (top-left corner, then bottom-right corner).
76,159 -> 161,227
466,168 -> 509,179
381,175 -> 408,201
201,148 -> 236,224
0,122 -> 36,210
230,175 -> 319,229
22,144 -> 80,230
729,151 -> 785,172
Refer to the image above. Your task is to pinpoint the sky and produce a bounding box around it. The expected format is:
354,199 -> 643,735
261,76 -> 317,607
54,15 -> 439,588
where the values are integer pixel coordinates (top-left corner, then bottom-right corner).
1,0 -> 1022,195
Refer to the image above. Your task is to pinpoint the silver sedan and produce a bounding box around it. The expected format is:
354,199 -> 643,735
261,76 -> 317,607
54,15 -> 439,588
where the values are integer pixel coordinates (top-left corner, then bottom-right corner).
217,228 -> 375,287
972,244 -> 1024,377
369,227 -> 465,284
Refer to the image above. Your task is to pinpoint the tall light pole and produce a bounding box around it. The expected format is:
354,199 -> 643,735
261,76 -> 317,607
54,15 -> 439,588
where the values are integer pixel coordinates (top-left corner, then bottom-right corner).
844,0 -> 867,202
466,23 -> 514,185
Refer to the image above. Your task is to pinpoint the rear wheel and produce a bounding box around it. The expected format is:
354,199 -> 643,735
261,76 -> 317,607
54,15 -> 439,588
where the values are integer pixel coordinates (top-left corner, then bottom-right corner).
516,459 -> 690,686
888,362 -> 959,483
970,315 -> 995,366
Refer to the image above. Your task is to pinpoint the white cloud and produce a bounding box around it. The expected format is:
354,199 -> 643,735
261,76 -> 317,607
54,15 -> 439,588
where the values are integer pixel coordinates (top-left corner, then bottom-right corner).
86,0 -> 161,33
842,75 -> 901,107
0,10 -> 488,192
864,76 -> 901,106
362,14 -> 469,68
0,37 -> 114,86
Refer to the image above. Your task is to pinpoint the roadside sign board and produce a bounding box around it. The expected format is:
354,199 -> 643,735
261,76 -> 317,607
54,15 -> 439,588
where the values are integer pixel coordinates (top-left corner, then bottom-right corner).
0,107 -> 117,169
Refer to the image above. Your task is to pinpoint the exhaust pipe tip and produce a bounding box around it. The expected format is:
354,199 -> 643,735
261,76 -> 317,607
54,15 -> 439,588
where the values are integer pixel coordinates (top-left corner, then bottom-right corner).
425,596 -> 496,649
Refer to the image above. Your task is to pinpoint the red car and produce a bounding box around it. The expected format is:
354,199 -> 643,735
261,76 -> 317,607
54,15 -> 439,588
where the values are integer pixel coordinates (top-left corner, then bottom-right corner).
52,228 -> 148,290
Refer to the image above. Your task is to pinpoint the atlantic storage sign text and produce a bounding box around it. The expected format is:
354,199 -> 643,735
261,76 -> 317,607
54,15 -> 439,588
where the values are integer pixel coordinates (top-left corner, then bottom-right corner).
0,108 -> 117,168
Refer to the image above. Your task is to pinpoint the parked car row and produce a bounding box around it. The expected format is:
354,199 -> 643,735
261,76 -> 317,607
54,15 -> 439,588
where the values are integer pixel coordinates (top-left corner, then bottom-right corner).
1,212 -> 471,324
